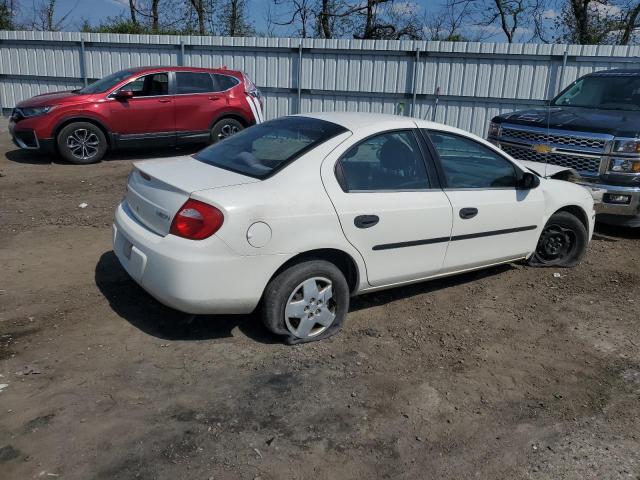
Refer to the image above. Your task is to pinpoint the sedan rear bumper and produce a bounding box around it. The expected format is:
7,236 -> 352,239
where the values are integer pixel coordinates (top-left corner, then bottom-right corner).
113,201 -> 290,314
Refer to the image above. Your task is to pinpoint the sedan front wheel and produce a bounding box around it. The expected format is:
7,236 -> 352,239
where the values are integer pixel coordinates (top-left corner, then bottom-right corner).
528,211 -> 588,267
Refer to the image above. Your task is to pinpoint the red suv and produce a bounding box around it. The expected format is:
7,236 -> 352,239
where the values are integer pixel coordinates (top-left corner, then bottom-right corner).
8,66 -> 263,164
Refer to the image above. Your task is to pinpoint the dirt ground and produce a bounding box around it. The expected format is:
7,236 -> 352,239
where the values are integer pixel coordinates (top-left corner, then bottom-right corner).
0,118 -> 639,480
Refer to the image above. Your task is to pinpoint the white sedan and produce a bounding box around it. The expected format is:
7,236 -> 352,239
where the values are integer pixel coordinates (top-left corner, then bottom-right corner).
113,113 -> 595,344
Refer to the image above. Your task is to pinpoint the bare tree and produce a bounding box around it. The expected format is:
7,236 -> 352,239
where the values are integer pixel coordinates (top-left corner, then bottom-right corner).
219,0 -> 254,36
128,0 -> 138,26
268,0 -> 355,39
330,0 -> 422,40
485,0 -> 525,42
188,0 -> 207,34
425,0 -> 475,41
319,0 -> 332,37
151,0 -> 160,32
556,0 -> 640,45
316,0 -> 358,39
31,0 -> 76,31
477,0 -> 551,43
0,0 -> 17,29
618,1 -> 640,44
269,0 -> 315,37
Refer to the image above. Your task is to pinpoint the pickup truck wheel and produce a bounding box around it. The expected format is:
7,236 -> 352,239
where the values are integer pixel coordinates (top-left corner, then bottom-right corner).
529,211 -> 588,268
209,118 -> 244,144
262,260 -> 349,345
57,122 -> 107,164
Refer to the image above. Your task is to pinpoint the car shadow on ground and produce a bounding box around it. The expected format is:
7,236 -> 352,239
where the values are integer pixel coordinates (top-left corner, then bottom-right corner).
96,249 -> 516,344
94,251 -> 280,345
593,222 -> 640,241
4,144 -> 203,165
349,264 -> 513,312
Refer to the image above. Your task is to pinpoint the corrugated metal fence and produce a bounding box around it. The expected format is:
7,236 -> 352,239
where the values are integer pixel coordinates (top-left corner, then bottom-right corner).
1,30 -> 639,136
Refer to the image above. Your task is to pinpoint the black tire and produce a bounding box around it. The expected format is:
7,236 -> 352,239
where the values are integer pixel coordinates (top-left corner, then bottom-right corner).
262,260 -> 350,345
209,118 -> 244,144
528,211 -> 588,268
57,122 -> 107,164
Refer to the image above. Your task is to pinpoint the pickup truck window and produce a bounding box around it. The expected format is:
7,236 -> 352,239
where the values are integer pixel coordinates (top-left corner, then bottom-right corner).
553,75 -> 640,111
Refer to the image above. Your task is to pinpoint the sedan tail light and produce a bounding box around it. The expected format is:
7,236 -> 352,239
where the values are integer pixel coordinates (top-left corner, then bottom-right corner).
170,199 -> 224,240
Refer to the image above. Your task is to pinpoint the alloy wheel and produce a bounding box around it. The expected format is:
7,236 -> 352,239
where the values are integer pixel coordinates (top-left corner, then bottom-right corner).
66,128 -> 100,160
284,277 -> 336,339
217,123 -> 239,140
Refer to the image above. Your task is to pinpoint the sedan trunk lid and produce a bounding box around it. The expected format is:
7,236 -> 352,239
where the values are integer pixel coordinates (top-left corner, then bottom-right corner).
126,155 -> 258,236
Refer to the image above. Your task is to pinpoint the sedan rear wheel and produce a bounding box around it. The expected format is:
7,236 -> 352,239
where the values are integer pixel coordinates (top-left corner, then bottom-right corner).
284,277 -> 336,339
528,211 -> 588,267
262,260 -> 349,344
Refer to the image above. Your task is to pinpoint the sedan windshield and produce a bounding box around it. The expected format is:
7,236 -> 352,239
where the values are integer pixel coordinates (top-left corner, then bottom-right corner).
78,69 -> 136,94
552,74 -> 640,111
194,117 -> 348,179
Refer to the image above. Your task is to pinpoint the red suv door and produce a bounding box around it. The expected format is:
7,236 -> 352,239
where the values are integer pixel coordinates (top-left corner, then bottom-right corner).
109,72 -> 176,145
173,71 -> 232,143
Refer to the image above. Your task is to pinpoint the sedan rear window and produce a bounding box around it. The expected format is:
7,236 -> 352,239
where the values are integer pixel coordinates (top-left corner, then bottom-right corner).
194,117 -> 348,179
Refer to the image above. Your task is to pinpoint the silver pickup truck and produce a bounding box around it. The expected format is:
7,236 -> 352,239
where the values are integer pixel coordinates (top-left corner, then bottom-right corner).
488,69 -> 640,227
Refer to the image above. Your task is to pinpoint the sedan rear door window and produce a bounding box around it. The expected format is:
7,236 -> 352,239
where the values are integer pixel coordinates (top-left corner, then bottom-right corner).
176,72 -> 215,94
195,117 -> 347,179
337,130 -> 430,191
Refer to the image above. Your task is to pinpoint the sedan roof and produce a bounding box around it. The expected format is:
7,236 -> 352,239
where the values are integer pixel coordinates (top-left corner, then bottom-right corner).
299,111 -> 463,135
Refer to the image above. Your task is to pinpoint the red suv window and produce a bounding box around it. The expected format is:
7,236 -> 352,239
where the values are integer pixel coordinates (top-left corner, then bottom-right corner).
176,72 -> 215,94
119,73 -> 169,97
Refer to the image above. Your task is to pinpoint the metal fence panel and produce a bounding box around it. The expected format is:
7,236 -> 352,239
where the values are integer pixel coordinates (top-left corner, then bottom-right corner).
0,30 -> 639,137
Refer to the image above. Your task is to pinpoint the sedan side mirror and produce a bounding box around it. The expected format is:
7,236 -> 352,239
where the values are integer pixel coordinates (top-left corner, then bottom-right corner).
114,90 -> 134,100
519,171 -> 540,189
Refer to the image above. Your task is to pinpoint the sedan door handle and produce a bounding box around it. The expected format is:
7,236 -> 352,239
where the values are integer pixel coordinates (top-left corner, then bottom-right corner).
354,215 -> 379,229
158,98 -> 172,103
208,96 -> 221,101
459,208 -> 478,219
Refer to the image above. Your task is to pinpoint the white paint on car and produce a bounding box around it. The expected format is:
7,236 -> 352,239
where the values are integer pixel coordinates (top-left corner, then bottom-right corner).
112,112 -> 595,316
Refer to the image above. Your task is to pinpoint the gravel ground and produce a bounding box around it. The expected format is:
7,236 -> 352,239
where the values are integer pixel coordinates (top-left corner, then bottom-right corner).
0,119 -> 639,479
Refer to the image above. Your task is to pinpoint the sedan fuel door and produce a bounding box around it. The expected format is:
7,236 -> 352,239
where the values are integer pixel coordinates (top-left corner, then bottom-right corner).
321,128 -> 453,287
424,129 -> 545,271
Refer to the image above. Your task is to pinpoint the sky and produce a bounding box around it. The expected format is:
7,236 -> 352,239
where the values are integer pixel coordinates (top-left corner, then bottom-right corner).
14,0 -> 555,43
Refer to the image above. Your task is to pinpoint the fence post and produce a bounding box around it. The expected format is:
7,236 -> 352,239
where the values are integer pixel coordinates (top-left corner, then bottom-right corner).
411,47 -> 420,117
179,40 -> 185,66
557,49 -> 568,95
79,37 -> 88,87
297,41 -> 303,114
